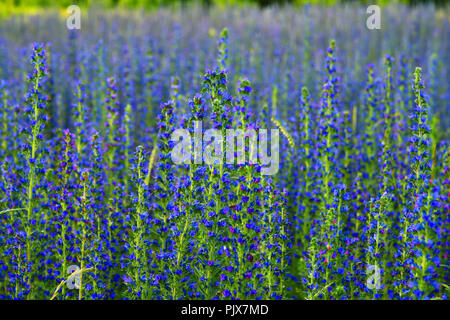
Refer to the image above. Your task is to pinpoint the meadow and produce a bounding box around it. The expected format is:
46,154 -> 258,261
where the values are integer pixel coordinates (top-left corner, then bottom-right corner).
0,3 -> 448,300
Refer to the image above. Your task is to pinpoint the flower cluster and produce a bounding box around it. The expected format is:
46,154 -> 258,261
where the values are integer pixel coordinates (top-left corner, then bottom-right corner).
0,5 -> 448,301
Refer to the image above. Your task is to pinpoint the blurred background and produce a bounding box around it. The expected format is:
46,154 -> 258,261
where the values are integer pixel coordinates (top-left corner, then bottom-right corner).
0,0 -> 448,11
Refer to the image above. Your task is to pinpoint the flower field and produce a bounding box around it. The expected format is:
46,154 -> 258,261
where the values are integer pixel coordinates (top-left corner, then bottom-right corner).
0,3 -> 448,300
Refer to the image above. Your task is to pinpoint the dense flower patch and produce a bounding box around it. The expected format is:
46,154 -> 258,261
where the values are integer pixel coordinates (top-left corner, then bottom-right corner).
0,5 -> 448,300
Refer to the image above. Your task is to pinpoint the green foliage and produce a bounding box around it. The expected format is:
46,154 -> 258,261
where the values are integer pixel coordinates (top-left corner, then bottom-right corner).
2,0 -> 448,10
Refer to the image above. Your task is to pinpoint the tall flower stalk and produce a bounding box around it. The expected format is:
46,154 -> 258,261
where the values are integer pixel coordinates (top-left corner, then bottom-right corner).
23,43 -> 49,297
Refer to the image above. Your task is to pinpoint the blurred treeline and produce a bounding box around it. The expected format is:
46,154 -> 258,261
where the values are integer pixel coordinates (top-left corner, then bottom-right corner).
1,0 -> 448,8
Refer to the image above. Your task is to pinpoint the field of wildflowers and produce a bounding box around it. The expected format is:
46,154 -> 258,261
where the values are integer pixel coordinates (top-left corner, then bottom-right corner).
0,3 -> 448,300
